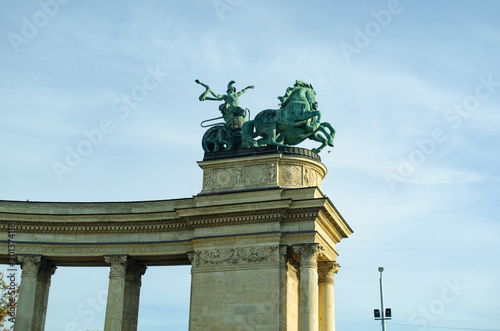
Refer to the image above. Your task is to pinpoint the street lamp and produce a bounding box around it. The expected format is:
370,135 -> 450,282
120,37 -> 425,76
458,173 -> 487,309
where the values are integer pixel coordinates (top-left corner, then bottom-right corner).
373,267 -> 391,331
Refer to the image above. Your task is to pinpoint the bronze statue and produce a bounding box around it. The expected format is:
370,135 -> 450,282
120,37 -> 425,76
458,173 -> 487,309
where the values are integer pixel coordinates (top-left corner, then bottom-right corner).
197,80 -> 335,154
241,81 -> 335,153
195,80 -> 254,127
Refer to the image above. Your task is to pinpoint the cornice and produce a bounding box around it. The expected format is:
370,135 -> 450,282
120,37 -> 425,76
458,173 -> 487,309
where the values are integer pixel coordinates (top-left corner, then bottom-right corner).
0,201 -> 328,235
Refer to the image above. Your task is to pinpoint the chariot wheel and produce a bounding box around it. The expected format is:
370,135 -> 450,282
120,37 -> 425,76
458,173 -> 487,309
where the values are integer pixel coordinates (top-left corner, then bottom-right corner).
202,126 -> 234,152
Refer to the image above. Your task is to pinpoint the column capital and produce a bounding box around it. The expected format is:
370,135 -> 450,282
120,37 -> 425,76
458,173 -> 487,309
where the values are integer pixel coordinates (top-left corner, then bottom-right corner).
125,260 -> 147,286
317,261 -> 340,284
38,261 -> 57,287
18,255 -> 42,278
104,255 -> 128,279
293,243 -> 323,269
38,261 -> 57,277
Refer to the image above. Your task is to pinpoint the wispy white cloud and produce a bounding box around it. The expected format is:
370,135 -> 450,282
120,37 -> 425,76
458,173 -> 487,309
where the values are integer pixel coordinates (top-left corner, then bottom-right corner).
1,1 -> 499,330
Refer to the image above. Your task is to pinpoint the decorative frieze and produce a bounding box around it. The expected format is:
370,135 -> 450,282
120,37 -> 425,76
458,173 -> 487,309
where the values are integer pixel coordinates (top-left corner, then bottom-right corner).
191,246 -> 279,267
9,221 -> 190,234
199,153 -> 326,194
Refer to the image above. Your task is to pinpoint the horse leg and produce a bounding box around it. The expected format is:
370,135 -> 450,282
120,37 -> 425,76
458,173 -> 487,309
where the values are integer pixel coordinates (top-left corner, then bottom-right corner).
302,111 -> 321,132
310,132 -> 328,154
241,120 -> 259,148
266,127 -> 278,145
321,122 -> 335,136
315,125 -> 334,147
275,133 -> 285,144
317,123 -> 335,147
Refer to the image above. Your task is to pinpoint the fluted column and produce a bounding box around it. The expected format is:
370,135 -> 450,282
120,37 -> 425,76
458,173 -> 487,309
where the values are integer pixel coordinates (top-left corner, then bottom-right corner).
104,255 -> 128,331
122,260 -> 147,331
32,262 -> 57,331
318,261 -> 340,331
294,244 -> 323,331
15,255 -> 42,331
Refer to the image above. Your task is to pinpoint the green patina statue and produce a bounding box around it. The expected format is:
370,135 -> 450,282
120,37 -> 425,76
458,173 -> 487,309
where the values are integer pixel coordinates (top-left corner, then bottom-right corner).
196,79 -> 253,127
196,80 -> 254,152
241,81 -> 335,154
197,80 -> 335,154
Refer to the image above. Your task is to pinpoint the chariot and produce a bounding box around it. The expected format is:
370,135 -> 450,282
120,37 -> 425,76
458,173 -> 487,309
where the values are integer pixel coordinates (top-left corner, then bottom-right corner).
200,110 -> 250,152
197,80 -> 335,154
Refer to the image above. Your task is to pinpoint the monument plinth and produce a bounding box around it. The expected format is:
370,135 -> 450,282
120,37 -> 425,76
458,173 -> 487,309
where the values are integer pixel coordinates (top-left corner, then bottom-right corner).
199,146 -> 326,195
187,149 -> 352,331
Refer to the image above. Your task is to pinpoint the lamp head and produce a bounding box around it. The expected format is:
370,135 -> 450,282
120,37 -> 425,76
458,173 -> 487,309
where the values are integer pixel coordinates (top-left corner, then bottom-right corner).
378,267 -> 384,272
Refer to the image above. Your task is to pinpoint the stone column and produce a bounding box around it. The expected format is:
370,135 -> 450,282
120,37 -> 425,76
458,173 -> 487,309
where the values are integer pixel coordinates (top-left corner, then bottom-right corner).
122,260 -> 147,331
104,255 -> 128,331
32,262 -> 57,331
318,261 -> 340,331
279,246 -> 289,331
15,255 -> 42,331
294,244 -> 323,331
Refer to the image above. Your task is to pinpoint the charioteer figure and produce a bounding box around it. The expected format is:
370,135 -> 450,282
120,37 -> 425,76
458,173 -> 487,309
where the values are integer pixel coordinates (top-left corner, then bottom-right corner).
195,79 -> 254,128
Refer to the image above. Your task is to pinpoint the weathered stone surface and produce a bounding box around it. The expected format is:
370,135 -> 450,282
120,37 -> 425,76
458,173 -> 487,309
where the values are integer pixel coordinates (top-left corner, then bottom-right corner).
0,152 -> 352,330
198,151 -> 327,194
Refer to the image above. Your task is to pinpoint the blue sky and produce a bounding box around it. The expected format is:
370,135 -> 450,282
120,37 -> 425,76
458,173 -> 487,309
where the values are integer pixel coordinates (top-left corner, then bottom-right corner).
1,0 -> 500,330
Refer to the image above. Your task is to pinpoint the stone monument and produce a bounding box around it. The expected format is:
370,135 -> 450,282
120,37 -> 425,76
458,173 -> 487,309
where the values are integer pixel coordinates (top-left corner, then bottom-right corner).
0,80 -> 351,331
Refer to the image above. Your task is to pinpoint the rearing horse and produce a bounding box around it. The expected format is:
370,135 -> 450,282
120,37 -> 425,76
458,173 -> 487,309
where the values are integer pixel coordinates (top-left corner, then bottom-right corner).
241,81 -> 335,153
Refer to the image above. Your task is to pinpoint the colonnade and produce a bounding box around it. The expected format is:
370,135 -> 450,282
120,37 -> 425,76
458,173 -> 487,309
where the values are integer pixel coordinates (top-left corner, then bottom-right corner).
15,248 -> 340,331
14,254 -> 146,331
293,243 -> 340,331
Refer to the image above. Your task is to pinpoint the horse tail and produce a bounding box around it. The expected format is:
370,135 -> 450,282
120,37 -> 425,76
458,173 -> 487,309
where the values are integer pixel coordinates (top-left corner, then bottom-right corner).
241,120 -> 258,148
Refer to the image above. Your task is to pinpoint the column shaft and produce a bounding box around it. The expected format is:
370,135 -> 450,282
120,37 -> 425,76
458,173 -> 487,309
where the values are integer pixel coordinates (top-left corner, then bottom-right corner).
294,244 -> 322,331
318,262 -> 339,331
104,255 -> 128,331
15,255 -> 41,331
32,263 -> 57,331
122,261 -> 147,331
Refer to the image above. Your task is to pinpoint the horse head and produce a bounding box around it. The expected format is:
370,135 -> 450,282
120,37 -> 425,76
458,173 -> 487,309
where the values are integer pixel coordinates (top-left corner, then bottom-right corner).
278,80 -> 317,111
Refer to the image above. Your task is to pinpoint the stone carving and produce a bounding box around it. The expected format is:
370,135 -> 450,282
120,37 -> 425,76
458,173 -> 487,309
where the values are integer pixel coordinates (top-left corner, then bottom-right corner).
281,165 -> 302,186
293,243 -> 324,268
245,164 -> 269,185
104,255 -> 128,278
38,261 -> 57,286
199,154 -> 326,194
125,260 -> 147,286
317,261 -> 340,284
216,169 -> 232,186
18,254 -> 42,278
192,246 -> 279,267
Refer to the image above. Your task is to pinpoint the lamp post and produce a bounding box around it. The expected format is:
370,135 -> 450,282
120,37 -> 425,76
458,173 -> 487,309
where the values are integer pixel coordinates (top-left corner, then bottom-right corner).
373,267 -> 391,330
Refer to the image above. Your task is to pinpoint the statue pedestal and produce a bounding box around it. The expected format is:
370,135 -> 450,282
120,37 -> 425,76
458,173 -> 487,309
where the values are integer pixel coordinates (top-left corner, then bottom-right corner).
199,146 -> 327,195
189,148 -> 352,331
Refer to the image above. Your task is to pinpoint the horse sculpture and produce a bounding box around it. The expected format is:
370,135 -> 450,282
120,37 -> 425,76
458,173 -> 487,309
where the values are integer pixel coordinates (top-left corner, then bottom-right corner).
241,81 -> 335,154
